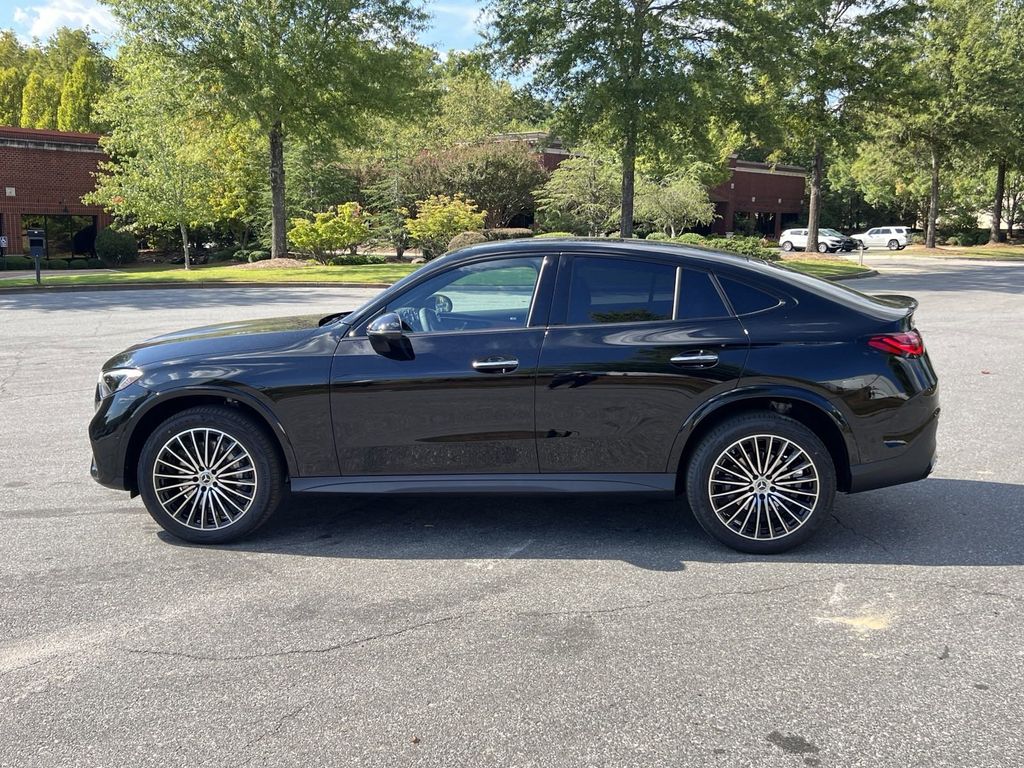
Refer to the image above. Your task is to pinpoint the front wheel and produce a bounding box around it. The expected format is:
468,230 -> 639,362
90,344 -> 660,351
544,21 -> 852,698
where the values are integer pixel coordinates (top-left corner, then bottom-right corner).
684,413 -> 836,554
138,405 -> 285,544
817,242 -> 831,254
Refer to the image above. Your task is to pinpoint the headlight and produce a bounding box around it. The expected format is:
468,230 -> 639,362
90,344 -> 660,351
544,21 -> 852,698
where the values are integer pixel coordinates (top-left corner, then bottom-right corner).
97,368 -> 143,399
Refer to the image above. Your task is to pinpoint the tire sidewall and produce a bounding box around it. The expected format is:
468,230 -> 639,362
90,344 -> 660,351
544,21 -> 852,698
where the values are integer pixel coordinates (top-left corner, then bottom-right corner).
781,241 -> 793,252
686,414 -> 837,554
138,407 -> 280,544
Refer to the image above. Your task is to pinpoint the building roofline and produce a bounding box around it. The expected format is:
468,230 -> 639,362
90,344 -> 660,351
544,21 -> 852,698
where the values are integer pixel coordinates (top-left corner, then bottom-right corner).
0,126 -> 102,145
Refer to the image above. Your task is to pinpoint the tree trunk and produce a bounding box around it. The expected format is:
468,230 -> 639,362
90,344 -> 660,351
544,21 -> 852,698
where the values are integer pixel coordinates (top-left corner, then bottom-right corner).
269,121 -> 287,259
179,222 -> 191,270
990,159 -> 1006,244
926,147 -> 940,249
805,140 -> 824,253
620,125 -> 637,238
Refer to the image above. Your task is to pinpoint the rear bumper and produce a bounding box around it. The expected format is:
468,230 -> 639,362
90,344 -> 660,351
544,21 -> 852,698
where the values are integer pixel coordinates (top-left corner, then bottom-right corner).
847,403 -> 939,493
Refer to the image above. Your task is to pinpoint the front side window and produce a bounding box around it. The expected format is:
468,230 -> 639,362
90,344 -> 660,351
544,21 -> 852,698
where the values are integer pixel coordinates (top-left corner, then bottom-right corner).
567,257 -> 676,324
384,256 -> 543,334
879,228 -> 892,234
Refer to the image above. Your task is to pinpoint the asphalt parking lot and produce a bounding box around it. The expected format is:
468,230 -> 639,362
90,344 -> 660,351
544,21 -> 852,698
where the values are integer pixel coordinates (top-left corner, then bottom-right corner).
2,259 -> 1023,767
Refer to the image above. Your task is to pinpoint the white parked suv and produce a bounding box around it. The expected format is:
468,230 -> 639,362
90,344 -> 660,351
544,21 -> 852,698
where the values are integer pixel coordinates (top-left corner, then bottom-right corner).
850,226 -> 909,250
779,228 -> 858,253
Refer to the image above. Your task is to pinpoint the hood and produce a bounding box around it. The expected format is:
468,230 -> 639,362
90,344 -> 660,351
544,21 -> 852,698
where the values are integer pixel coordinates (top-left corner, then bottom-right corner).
103,314 -> 330,370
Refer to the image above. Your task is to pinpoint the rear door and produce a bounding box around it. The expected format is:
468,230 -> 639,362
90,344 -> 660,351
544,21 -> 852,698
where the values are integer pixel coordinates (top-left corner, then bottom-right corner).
535,254 -> 749,474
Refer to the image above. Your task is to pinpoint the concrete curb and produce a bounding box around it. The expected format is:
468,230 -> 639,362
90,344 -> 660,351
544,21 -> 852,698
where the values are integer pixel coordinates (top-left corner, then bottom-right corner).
828,269 -> 878,281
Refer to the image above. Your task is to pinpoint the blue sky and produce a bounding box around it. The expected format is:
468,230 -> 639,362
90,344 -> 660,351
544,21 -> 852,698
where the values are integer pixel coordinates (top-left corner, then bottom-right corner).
0,0 -> 485,52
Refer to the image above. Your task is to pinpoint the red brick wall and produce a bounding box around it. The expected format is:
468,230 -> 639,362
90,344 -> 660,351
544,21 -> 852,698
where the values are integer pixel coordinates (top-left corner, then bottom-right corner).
0,128 -> 110,255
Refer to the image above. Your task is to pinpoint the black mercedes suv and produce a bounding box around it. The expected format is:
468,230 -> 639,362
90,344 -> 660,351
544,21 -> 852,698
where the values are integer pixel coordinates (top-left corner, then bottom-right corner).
89,239 -> 939,553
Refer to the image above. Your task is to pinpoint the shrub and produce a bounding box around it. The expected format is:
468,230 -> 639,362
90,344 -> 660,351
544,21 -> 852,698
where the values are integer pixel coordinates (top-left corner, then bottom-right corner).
289,203 -> 370,264
946,235 -> 962,247
327,253 -> 389,266
68,259 -> 89,269
86,258 -> 104,269
210,246 -> 241,262
672,233 -> 706,245
671,233 -> 777,260
235,249 -> 270,263
95,228 -> 139,265
645,232 -> 671,241
448,231 -> 488,252
46,259 -> 69,270
910,233 -> 925,245
483,227 -> 534,241
2,255 -> 31,270
534,231 -> 576,239
406,194 -> 486,260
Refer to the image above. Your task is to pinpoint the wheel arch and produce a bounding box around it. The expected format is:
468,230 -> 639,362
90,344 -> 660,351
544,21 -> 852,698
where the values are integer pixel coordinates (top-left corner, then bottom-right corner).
122,387 -> 297,494
671,387 -> 856,493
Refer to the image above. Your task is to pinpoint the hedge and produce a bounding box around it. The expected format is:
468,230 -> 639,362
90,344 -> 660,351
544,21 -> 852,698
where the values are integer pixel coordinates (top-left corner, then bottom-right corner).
2,255 -> 32,270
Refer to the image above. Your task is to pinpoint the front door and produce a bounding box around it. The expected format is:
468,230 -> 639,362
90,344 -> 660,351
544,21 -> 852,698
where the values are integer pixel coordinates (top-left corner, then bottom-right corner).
535,254 -> 749,474
331,254 -> 553,476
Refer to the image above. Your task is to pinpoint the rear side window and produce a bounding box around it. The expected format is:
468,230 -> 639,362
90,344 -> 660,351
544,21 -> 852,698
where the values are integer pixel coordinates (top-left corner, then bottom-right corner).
718,276 -> 782,315
677,270 -> 729,320
568,257 -> 675,324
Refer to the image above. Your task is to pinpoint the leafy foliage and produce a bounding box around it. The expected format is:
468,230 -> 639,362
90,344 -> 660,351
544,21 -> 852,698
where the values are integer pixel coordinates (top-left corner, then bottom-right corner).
635,175 -> 715,237
535,152 -> 621,236
289,203 -> 371,263
406,195 -> 486,259
95,228 -> 139,265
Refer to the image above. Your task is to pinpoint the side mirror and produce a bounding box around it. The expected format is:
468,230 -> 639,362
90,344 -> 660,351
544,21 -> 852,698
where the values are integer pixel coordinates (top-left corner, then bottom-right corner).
367,312 -> 412,358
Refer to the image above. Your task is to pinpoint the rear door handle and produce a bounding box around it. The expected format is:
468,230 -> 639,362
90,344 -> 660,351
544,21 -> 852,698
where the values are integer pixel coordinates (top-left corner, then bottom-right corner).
670,351 -> 719,367
472,357 -> 519,373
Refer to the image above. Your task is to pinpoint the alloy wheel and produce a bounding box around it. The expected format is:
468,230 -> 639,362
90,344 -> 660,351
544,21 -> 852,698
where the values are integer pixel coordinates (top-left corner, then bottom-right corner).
707,434 -> 820,541
151,427 -> 258,530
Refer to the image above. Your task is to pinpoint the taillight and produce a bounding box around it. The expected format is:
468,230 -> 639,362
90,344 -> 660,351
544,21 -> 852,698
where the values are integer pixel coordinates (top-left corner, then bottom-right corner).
868,331 -> 925,357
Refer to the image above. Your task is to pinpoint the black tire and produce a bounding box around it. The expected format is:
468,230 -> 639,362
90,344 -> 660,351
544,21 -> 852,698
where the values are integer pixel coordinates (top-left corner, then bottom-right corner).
138,405 -> 285,544
887,239 -> 899,250
685,413 -> 836,554
781,241 -> 794,252
817,242 -> 830,254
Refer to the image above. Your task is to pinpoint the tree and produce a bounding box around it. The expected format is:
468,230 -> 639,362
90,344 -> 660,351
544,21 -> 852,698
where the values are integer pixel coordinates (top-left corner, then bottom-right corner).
20,70 -> 60,128
405,195 -> 486,259
487,0 -> 732,237
84,45 -> 217,268
635,174 -> 715,236
106,0 -> 425,260
0,67 -> 24,125
289,203 -> 370,263
753,0 -> 920,253
57,55 -> 104,132
534,152 -> 621,236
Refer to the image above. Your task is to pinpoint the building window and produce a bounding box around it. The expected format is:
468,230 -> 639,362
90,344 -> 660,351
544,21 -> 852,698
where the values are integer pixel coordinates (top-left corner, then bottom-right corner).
20,214 -> 97,258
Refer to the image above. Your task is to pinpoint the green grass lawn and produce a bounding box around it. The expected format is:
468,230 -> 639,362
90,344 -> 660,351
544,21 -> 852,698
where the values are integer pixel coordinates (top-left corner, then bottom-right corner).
0,261 -> 419,288
0,255 -> 872,290
778,258 -> 875,279
898,243 -> 1024,261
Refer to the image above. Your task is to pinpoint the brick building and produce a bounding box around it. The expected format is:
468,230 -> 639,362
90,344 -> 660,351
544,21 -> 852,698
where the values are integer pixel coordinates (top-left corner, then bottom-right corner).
0,127 -> 111,257
707,157 -> 807,239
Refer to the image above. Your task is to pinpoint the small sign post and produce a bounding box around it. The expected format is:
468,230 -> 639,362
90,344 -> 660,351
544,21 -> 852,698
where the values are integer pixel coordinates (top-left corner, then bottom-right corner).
0,235 -> 7,270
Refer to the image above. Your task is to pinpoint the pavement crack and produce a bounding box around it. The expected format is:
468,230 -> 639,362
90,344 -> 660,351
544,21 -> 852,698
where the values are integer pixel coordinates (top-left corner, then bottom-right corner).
228,702 -> 310,768
120,613 -> 469,662
831,513 -> 898,560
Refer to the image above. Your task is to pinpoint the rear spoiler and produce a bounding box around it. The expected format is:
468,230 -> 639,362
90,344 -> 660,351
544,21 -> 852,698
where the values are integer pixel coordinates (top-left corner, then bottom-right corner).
870,294 -> 919,313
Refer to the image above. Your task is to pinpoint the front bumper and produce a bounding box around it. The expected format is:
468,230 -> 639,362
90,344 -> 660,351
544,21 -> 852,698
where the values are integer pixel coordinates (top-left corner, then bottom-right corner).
89,383 -> 151,491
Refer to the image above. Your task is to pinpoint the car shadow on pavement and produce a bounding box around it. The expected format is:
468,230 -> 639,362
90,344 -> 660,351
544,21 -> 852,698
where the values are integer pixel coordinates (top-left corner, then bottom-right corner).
159,477 -> 1024,571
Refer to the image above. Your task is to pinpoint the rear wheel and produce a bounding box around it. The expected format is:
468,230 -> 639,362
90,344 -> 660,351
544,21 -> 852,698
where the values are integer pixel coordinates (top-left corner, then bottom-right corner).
888,239 -> 900,250
781,241 -> 794,252
138,406 -> 284,544
685,413 -> 836,554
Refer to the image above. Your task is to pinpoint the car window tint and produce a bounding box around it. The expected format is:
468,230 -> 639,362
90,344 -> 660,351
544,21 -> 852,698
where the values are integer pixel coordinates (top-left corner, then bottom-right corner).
388,257 -> 542,333
879,228 -> 891,234
718,276 -> 782,315
677,270 -> 729,319
568,257 -> 676,324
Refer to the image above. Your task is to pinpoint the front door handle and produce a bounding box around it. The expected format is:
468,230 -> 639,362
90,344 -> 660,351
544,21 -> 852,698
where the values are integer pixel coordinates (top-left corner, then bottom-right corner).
670,351 -> 719,367
472,357 -> 519,373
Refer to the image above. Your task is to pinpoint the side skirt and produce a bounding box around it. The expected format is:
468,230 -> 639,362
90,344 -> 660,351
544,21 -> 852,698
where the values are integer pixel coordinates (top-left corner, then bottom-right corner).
290,473 -> 678,495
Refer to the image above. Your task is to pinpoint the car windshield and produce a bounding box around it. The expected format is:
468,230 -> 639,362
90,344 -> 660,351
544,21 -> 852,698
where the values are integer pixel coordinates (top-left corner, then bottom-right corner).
820,228 -> 843,237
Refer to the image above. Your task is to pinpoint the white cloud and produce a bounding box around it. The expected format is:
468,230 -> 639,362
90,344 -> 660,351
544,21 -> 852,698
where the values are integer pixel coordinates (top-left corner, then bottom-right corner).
12,0 -> 119,41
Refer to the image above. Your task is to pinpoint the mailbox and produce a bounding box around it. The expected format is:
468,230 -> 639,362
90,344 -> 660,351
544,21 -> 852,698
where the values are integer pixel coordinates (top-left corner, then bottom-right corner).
27,228 -> 46,259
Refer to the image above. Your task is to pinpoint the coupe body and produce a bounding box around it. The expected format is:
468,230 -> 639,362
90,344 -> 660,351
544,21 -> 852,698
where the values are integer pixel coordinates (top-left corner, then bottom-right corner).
89,239 -> 939,553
